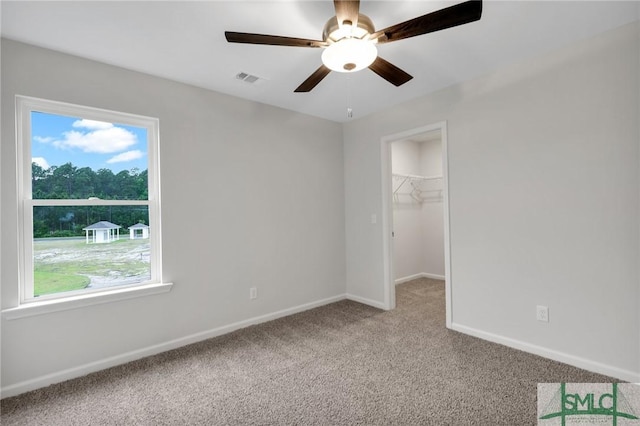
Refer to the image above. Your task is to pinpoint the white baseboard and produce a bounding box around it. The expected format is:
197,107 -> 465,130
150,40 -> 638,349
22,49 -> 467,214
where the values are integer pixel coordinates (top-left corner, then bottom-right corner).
345,293 -> 388,310
395,272 -> 445,285
451,323 -> 640,383
1,294 -> 347,399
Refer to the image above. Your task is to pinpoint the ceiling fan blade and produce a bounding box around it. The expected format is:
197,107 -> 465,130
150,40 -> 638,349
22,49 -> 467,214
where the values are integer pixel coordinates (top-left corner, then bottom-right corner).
368,57 -> 413,87
334,0 -> 360,28
294,65 -> 332,92
371,0 -> 482,44
225,31 -> 327,48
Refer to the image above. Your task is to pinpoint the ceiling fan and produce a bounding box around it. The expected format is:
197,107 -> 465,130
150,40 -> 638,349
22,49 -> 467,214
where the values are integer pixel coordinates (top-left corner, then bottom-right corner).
225,0 -> 482,93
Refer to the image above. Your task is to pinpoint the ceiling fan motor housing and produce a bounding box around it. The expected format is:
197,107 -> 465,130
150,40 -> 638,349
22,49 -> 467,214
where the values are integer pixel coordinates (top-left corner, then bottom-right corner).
322,13 -> 375,42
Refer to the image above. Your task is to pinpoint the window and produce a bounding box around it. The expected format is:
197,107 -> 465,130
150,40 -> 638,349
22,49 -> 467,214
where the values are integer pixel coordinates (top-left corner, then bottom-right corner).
15,96 -> 164,306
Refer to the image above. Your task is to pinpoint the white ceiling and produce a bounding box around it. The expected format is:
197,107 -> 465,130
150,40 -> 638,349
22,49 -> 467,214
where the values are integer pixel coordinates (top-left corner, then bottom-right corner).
2,1 -> 639,123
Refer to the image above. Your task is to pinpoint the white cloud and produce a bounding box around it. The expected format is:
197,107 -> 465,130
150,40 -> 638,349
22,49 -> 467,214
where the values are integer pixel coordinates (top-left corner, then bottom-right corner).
107,150 -> 145,164
32,157 -> 50,169
34,136 -> 54,143
52,126 -> 137,154
72,119 -> 114,130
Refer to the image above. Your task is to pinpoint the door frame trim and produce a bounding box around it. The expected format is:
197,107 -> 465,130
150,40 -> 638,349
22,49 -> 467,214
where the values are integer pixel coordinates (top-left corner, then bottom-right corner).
380,121 -> 452,327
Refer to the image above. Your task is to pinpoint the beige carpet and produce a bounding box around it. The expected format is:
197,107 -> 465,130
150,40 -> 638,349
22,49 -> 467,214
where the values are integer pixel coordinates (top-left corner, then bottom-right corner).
1,279 -> 614,425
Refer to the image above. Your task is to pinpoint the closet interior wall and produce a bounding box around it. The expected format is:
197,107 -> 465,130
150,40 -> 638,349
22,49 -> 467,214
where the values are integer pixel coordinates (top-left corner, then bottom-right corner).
392,135 -> 445,282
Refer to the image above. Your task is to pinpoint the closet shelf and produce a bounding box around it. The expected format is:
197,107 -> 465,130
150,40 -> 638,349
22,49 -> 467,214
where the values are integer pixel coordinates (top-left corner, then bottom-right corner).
392,173 -> 442,195
392,173 -> 443,203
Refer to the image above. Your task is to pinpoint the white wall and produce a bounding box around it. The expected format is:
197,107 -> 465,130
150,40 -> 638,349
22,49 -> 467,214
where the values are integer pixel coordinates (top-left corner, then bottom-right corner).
1,39 -> 345,395
418,140 -> 444,278
345,22 -> 640,380
391,140 -> 424,280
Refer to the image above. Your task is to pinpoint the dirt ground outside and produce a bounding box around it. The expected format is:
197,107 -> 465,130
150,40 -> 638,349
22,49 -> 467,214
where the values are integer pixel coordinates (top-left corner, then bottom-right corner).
34,237 -> 151,294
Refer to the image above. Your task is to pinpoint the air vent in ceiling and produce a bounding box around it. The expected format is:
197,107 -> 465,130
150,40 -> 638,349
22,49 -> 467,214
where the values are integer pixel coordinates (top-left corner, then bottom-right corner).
236,72 -> 261,84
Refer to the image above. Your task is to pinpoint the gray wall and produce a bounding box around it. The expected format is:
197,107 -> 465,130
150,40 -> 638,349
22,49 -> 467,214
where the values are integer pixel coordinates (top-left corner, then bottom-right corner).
344,22 -> 640,380
1,39 -> 346,392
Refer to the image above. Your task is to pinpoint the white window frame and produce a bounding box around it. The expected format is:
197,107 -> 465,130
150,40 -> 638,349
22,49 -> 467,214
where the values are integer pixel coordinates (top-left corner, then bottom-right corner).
5,96 -> 171,319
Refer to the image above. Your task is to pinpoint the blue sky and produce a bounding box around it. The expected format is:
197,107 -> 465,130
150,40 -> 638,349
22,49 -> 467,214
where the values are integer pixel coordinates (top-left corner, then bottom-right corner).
31,111 -> 148,173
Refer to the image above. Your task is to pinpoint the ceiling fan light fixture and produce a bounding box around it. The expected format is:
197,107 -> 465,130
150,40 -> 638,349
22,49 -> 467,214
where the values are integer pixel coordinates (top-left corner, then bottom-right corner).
321,38 -> 377,73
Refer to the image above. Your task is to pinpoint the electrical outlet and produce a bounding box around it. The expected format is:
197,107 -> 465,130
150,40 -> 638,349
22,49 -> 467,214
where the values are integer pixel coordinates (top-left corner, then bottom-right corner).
249,287 -> 257,300
536,305 -> 549,322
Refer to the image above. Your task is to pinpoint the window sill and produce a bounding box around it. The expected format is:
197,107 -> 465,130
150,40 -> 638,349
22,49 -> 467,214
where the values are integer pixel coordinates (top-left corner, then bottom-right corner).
2,282 -> 173,320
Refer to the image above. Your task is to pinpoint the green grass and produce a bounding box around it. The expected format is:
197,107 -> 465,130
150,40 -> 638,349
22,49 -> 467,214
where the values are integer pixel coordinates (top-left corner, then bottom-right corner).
34,270 -> 90,296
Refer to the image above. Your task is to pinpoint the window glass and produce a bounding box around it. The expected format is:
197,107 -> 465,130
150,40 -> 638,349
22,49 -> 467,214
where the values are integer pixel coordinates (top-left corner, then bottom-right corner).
17,97 -> 162,303
31,111 -> 148,200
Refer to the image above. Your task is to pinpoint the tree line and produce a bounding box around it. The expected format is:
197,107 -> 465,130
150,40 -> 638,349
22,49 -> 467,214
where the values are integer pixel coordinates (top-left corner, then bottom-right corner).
32,162 -> 149,238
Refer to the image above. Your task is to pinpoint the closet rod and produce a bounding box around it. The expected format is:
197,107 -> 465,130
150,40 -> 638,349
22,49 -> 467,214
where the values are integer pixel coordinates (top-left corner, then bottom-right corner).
392,173 -> 443,181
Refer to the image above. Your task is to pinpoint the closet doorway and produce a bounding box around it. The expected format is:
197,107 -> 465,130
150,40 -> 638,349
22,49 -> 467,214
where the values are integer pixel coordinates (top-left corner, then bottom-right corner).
381,122 -> 451,327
